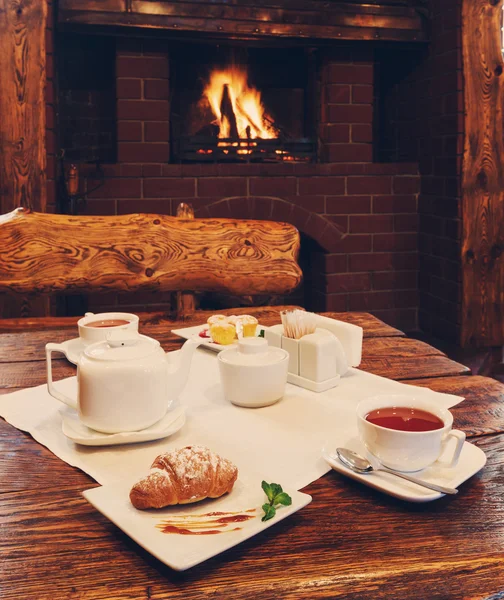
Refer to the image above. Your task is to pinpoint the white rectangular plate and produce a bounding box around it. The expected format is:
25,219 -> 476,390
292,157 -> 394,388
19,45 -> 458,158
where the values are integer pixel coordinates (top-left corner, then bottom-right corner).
322,435 -> 486,503
83,473 -> 311,571
172,324 -> 267,352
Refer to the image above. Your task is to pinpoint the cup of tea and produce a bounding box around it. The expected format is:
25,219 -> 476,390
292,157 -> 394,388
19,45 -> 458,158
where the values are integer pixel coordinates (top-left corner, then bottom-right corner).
356,395 -> 466,472
77,312 -> 139,346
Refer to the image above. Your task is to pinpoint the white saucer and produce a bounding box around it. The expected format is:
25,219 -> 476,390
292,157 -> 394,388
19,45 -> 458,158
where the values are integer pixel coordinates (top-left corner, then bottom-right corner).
59,337 -> 86,365
61,406 -> 186,446
322,435 -> 486,503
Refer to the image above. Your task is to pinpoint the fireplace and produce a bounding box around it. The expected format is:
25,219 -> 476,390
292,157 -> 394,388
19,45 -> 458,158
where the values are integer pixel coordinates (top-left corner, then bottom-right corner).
170,44 -> 317,163
50,0 -> 434,332
52,34 -> 423,331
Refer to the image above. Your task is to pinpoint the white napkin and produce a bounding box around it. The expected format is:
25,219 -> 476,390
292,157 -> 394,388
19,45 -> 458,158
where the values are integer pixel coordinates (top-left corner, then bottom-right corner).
0,349 -> 463,490
314,314 -> 363,367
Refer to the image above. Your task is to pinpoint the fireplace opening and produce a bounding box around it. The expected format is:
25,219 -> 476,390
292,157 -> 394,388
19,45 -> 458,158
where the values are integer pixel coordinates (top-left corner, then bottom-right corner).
170,44 -> 318,163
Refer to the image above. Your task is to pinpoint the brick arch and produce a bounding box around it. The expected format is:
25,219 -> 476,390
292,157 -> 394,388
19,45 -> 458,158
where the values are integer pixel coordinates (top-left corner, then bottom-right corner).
194,196 -> 344,253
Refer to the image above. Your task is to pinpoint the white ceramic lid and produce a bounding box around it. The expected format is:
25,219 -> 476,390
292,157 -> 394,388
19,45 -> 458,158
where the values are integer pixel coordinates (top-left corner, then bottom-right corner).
218,338 -> 287,366
84,333 -> 161,361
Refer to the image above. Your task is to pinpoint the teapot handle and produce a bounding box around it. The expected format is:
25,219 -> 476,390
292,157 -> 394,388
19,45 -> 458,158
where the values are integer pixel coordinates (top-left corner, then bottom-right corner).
46,343 -> 78,410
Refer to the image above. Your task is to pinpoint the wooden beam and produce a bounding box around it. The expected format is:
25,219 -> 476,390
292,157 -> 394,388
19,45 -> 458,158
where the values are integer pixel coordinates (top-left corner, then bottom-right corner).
461,0 -> 504,347
0,0 -> 48,319
0,0 -> 47,213
58,0 -> 428,43
0,209 -> 302,297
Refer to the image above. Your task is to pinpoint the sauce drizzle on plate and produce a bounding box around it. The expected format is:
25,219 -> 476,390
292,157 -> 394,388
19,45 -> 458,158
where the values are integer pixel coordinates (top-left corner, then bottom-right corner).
156,509 -> 256,535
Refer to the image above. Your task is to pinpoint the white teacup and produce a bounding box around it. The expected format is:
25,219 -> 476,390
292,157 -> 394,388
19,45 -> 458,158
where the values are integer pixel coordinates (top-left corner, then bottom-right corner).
356,395 -> 466,472
77,312 -> 139,346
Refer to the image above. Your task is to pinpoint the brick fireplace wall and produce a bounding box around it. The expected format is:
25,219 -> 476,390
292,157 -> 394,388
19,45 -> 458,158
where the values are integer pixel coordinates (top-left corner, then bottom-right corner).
378,0 -> 463,342
50,29 -> 421,331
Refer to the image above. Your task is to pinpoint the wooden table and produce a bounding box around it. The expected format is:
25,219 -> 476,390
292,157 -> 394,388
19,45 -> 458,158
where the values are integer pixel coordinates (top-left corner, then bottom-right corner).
1,309 -> 504,600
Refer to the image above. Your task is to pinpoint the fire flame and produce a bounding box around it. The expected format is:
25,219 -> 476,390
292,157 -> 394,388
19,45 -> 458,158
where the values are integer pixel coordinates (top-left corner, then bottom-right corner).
203,65 -> 277,140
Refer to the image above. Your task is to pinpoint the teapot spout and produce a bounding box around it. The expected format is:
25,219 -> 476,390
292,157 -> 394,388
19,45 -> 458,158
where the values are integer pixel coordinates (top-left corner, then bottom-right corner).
167,337 -> 203,400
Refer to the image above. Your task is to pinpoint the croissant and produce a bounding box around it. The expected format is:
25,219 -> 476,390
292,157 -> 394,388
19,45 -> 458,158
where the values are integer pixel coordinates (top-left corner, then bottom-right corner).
129,445 -> 238,509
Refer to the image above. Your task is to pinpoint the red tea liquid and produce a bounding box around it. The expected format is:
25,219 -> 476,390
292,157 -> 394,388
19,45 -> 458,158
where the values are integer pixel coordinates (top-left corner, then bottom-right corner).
86,319 -> 130,328
365,407 -> 444,432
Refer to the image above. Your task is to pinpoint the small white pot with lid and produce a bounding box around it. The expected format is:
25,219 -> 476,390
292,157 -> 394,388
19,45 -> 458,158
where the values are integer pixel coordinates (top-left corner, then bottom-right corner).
217,338 -> 289,408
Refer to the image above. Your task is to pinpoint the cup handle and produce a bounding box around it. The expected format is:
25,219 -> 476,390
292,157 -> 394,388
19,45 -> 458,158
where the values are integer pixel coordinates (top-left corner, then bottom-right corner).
435,429 -> 466,468
46,343 -> 78,410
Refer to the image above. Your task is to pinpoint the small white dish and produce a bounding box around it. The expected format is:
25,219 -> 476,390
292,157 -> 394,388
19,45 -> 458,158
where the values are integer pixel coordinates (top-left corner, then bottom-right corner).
59,337 -> 86,365
83,472 -> 312,571
172,324 -> 267,353
61,406 -> 186,446
322,434 -> 486,503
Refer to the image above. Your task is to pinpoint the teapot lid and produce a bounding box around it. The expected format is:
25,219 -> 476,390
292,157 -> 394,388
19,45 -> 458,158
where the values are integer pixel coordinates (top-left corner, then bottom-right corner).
84,332 -> 161,361
218,338 -> 287,366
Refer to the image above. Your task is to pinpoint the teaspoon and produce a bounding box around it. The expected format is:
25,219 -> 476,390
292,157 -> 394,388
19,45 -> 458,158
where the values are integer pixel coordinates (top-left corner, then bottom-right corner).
335,447 -> 458,495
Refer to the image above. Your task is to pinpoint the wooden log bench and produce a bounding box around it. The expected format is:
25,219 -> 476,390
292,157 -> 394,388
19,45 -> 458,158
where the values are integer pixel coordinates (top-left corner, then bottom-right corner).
0,207 -> 302,323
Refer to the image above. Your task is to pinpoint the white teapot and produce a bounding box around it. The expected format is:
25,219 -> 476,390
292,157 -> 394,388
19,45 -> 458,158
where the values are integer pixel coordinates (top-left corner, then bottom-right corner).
46,331 -> 201,433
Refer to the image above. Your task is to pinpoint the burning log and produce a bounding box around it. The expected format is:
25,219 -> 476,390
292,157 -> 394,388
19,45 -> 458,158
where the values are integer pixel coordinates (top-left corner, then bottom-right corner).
205,65 -> 277,141
220,84 -> 239,139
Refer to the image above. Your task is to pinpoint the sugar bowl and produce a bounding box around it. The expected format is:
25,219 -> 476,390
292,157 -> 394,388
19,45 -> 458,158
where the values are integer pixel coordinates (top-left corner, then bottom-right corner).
217,338 -> 289,408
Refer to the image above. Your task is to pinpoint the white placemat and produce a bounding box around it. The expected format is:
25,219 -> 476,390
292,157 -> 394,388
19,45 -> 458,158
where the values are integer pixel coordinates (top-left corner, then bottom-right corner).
0,349 -> 464,491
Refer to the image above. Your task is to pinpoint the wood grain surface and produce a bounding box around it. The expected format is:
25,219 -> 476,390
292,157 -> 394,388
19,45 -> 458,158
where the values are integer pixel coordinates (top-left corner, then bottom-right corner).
0,431 -> 503,599
461,0 -> 504,347
2,309 -> 504,599
0,305 -> 301,333
0,312 -> 461,389
0,210 -> 302,296
0,0 -> 48,320
0,320 -> 410,366
0,3 -> 46,214
359,352 -> 470,380
409,375 -> 504,437
0,308 -> 403,336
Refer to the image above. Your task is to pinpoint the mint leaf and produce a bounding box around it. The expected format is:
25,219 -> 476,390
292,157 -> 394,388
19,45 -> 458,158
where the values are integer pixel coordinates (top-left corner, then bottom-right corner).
258,329 -> 265,338
261,481 -> 292,521
269,483 -> 283,498
274,492 -> 292,506
261,504 -> 276,522
261,481 -> 275,503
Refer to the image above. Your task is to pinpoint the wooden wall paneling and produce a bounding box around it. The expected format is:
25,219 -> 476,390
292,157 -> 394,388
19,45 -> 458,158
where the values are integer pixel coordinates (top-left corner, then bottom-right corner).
0,0 -> 48,319
58,0 -> 126,10
0,0 -> 47,213
461,0 -> 504,347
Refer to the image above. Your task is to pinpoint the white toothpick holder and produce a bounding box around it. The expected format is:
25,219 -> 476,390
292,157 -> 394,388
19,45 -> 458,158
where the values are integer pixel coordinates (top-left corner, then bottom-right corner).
264,325 -> 348,393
